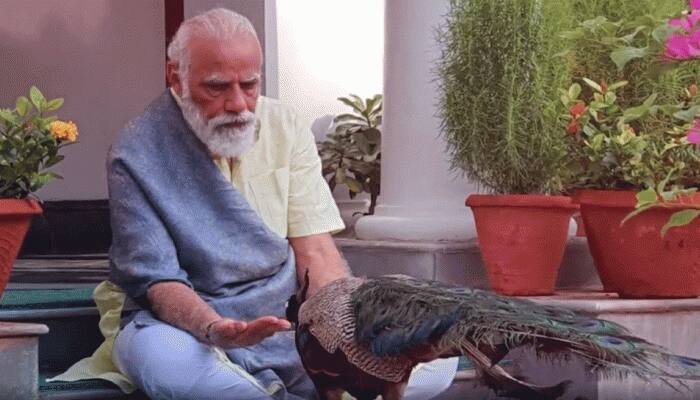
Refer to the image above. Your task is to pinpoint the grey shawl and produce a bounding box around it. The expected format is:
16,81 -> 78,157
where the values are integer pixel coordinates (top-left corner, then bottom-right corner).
107,91 -> 305,398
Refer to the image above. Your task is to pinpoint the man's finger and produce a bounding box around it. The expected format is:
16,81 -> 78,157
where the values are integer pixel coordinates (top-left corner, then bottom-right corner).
254,316 -> 290,326
213,317 -> 291,347
246,318 -> 290,332
216,320 -> 247,337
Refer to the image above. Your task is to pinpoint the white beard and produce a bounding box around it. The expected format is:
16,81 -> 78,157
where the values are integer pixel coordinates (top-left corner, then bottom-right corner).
180,94 -> 257,159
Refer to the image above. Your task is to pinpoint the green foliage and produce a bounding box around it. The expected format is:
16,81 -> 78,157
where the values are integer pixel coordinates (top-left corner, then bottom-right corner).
437,0 -> 576,194
0,87 -> 77,199
561,77 -> 700,191
318,94 -> 382,215
561,2 -> 696,111
662,208 -> 700,235
559,0 -> 700,232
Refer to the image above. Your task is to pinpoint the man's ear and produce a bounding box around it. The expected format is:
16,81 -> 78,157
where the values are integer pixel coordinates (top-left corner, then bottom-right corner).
166,62 -> 182,95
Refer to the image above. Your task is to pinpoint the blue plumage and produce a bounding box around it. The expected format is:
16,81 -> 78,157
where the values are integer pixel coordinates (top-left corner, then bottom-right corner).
371,312 -> 460,357
349,275 -> 700,397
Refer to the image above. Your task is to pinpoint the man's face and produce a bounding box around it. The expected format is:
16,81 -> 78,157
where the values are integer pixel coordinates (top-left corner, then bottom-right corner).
168,33 -> 263,158
168,33 -> 262,119
180,33 -> 262,118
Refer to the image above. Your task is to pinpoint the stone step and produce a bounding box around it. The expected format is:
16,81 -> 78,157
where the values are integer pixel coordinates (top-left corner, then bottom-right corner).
0,283 -> 141,400
38,371 -> 141,400
14,236 -> 602,290
39,371 -> 149,400
336,236 -> 602,290
507,293 -> 700,400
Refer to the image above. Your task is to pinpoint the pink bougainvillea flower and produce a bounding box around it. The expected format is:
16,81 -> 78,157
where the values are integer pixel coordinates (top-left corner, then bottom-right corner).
691,0 -> 700,10
690,10 -> 700,26
664,32 -> 700,60
669,9 -> 700,31
688,120 -> 700,144
670,16 -> 693,32
691,27 -> 700,46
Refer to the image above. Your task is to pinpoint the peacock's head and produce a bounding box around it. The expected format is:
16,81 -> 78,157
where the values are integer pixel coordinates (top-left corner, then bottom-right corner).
285,269 -> 310,324
285,294 -> 300,324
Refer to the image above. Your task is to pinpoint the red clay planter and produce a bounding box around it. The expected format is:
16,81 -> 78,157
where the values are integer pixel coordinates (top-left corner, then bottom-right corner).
466,194 -> 578,296
578,190 -> 700,298
0,199 -> 42,298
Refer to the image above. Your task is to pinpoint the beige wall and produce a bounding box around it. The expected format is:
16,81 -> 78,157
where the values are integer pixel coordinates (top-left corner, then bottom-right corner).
276,0 -> 384,129
0,0 -> 276,200
0,0 -> 165,200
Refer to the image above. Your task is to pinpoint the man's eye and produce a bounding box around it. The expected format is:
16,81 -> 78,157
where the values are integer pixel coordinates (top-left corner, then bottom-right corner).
241,82 -> 258,91
207,84 -> 227,92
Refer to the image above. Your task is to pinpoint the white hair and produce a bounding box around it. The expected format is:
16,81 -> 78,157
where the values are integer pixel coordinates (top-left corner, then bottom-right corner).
167,8 -> 261,92
180,96 -> 257,159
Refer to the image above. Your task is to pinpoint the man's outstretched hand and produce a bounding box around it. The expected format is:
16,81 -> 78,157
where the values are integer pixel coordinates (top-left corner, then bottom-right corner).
206,316 -> 291,348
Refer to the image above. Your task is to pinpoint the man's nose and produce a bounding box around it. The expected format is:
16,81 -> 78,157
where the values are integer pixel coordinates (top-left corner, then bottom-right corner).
224,85 -> 247,114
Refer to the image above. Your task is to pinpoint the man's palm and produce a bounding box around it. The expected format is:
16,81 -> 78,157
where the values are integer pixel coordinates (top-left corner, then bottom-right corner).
209,316 -> 291,348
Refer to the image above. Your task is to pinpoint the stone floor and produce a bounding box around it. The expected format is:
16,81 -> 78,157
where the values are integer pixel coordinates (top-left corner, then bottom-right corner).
437,380 -> 499,400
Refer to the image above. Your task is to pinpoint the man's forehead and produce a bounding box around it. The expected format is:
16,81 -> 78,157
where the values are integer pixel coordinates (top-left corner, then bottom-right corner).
188,35 -> 262,76
204,72 -> 260,82
189,33 -> 261,57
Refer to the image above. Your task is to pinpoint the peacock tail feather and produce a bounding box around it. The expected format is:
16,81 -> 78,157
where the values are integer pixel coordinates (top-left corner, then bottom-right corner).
351,275 -> 700,386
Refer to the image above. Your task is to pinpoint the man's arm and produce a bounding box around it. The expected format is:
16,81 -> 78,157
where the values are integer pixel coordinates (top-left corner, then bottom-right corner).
109,155 -> 289,349
289,232 -> 350,297
147,282 -> 290,347
146,233 -> 345,345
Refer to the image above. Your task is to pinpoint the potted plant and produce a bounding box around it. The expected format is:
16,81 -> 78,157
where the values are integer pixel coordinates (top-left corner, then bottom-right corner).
437,0 -> 579,295
561,1 -> 700,298
318,94 -> 382,216
0,87 -> 77,298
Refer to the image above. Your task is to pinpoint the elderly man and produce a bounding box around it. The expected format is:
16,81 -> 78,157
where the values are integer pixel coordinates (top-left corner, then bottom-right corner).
52,8 -> 457,400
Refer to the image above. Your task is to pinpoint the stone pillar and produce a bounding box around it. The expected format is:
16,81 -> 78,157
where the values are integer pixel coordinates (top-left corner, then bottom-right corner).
354,0 -> 477,242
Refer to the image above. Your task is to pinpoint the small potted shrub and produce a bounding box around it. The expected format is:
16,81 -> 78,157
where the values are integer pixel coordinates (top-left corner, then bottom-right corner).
437,0 -> 578,295
561,1 -> 700,298
318,94 -> 382,216
0,87 -> 77,297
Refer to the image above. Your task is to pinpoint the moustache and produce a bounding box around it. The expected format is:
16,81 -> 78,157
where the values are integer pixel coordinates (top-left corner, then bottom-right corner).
209,112 -> 255,131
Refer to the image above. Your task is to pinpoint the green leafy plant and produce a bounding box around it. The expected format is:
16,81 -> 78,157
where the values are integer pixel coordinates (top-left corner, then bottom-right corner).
0,87 -> 78,199
437,0 -> 576,194
560,4 -> 700,234
319,94 -> 382,215
560,2 -> 699,121
561,78 -> 700,190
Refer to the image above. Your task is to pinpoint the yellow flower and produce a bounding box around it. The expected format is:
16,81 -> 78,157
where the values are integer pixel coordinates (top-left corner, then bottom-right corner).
49,120 -> 78,142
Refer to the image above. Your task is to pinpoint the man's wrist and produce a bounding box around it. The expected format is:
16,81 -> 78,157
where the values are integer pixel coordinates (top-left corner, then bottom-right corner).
203,318 -> 223,344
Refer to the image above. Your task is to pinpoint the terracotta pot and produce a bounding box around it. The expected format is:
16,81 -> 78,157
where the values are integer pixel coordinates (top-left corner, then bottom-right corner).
466,194 -> 578,295
0,199 -> 42,297
578,190 -> 700,298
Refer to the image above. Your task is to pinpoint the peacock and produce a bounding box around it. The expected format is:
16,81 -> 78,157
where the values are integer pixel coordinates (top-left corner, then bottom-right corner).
285,274 -> 700,400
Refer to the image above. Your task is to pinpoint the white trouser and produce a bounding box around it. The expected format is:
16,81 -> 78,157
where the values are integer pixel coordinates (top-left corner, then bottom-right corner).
114,320 -> 458,399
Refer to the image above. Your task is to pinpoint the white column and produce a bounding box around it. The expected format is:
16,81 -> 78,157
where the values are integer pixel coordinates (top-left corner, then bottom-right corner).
355,0 -> 477,242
